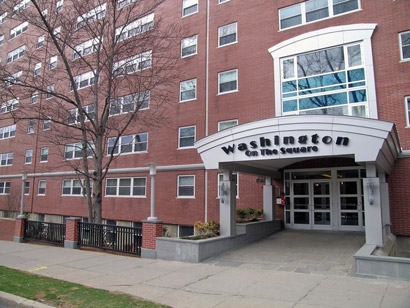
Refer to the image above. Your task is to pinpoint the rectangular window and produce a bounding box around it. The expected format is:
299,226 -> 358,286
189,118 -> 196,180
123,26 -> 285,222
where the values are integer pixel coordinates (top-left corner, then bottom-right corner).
73,37 -> 101,60
4,71 -> 22,87
181,35 -> 197,57
67,104 -> 95,124
0,12 -> 7,24
13,0 -> 30,14
38,180 -> 46,195
0,34 -> 4,45
0,182 -> 11,194
1,99 -> 19,114
27,119 -> 35,134
10,21 -> 28,39
43,117 -> 51,130
218,69 -> 238,94
178,126 -> 195,148
218,173 -> 238,198
40,147 -> 48,162
218,119 -> 238,131
7,45 -> 25,63
399,31 -> 410,61
70,71 -> 96,90
0,124 -> 16,140
117,0 -> 137,9
219,0 -> 230,3
46,84 -> 54,99
115,13 -> 154,42
109,91 -> 150,116
182,0 -> 198,16
107,133 -> 148,155
25,149 -> 33,164
62,179 -> 86,195
55,0 -> 64,13
113,51 -> 152,77
37,35 -> 44,48
64,142 -> 93,160
180,79 -> 197,102
105,177 -> 146,197
53,27 -> 61,38
76,3 -> 106,29
178,175 -> 195,197
406,97 -> 410,127
34,62 -> 41,76
0,153 -> 13,166
218,22 -> 237,47
31,91 -> 38,104
24,181 -> 30,195
49,55 -> 57,70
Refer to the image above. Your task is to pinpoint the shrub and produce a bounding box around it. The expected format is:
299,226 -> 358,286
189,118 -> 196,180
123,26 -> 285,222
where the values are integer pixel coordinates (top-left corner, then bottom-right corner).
194,221 -> 220,237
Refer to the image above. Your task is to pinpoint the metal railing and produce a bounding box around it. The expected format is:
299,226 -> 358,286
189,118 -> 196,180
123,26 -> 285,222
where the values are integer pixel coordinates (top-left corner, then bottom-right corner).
24,221 -> 66,246
78,222 -> 142,256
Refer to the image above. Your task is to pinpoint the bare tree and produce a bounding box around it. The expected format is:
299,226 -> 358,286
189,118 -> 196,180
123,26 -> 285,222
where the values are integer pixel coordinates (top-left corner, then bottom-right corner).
0,0 -> 183,223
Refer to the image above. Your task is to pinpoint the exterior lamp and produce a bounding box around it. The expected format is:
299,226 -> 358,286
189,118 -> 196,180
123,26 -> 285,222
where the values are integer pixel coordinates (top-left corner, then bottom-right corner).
367,179 -> 375,206
19,171 -> 27,217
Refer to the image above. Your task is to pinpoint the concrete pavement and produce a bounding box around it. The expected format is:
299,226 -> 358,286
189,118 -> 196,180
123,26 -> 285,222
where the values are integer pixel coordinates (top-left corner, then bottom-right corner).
0,232 -> 410,308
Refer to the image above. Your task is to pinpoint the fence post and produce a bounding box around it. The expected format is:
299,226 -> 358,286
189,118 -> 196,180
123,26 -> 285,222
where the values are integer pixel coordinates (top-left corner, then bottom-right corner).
13,216 -> 27,243
141,220 -> 163,259
64,217 -> 81,249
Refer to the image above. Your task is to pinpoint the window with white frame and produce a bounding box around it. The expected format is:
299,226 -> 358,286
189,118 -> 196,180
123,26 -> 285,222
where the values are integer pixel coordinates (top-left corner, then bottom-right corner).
55,0 -> 64,13
180,79 -> 197,102
49,55 -> 57,70
107,133 -> 148,155
13,0 -> 30,14
105,177 -> 146,197
7,46 -> 25,63
76,3 -> 106,29
62,179 -> 86,195
280,43 -> 368,116
217,173 -> 238,198
38,180 -> 46,195
73,37 -> 101,60
218,69 -> 238,94
399,31 -> 410,61
113,51 -> 152,77
0,34 -> 4,45
0,153 -> 13,166
31,91 -> 38,104
0,182 -> 10,194
67,104 -> 95,124
10,22 -> 28,39
37,35 -> 44,48
24,181 -> 30,195
27,119 -> 35,134
70,71 -> 96,90
4,71 -> 22,87
25,149 -> 33,164
0,124 -> 16,140
1,98 -> 19,114
109,91 -> 150,116
64,142 -> 94,160
34,62 -> 41,76
181,35 -> 197,57
0,12 -> 7,24
53,26 -> 61,38
405,97 -> 410,127
218,22 -> 237,47
218,0 -> 230,3
46,85 -> 54,99
115,13 -> 154,42
117,0 -> 137,9
182,0 -> 197,16
279,0 -> 360,30
43,117 -> 51,130
218,119 -> 238,131
41,9 -> 48,19
40,147 -> 48,162
178,126 -> 195,148
177,175 -> 195,197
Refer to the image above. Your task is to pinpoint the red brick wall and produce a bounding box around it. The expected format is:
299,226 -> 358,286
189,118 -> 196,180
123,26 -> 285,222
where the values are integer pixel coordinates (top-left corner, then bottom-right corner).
142,221 -> 163,250
0,218 -> 15,241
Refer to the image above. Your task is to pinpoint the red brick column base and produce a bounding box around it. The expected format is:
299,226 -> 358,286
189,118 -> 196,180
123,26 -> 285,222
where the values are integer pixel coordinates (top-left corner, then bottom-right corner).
13,216 -> 27,243
64,217 -> 81,249
141,220 -> 163,259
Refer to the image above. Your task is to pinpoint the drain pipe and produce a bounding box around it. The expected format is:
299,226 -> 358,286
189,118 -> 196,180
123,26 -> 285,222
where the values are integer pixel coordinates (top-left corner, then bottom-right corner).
204,0 -> 210,222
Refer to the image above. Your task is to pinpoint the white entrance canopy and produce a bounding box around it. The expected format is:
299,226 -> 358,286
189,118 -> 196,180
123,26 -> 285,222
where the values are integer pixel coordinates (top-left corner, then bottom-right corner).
195,115 -> 401,176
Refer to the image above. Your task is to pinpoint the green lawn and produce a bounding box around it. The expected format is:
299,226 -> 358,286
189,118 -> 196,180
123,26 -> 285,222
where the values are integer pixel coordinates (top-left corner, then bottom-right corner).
0,266 -> 171,308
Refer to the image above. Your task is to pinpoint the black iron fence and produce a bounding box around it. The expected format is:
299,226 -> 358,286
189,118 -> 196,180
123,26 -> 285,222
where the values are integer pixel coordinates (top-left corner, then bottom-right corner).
78,222 -> 142,256
24,220 -> 66,246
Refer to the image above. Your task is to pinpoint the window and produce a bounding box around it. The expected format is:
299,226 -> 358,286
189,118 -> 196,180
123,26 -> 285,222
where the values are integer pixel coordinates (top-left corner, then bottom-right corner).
31,91 -> 38,104
27,119 -> 35,134
218,22 -> 237,47
41,9 -> 48,19
38,180 -> 46,195
181,35 -> 197,57
34,62 -> 41,76
43,117 -> 51,130
182,0 -> 198,16
280,43 -> 368,116
62,179 -> 86,195
73,37 -> 101,60
113,51 -> 152,77
180,79 -> 197,102
218,173 -> 238,198
0,153 -> 13,166
107,133 -> 148,155
53,26 -> 61,39
49,55 -> 57,70
55,0 -> 64,13
115,13 -> 154,42
5,71 -> 22,87
24,181 -> 30,195
0,182 -> 10,194
0,12 -> 7,24
218,119 -> 238,131
37,35 -> 44,48
46,85 -> 54,99
70,71 -> 96,90
105,177 -> 146,197
219,0 -> 229,3
399,31 -> 410,61
177,175 -> 195,197
25,149 -> 33,164
64,142 -> 93,160
117,0 -> 137,9
406,97 -> 410,127
13,0 -> 30,14
279,0 -> 360,30
109,91 -> 150,116
1,99 -> 19,114
218,69 -> 238,94
0,124 -> 16,140
7,46 -> 25,63
0,35 -> 4,45
178,126 -> 195,148
76,3 -> 106,29
67,104 -> 95,124
10,22 -> 28,39
40,147 -> 48,162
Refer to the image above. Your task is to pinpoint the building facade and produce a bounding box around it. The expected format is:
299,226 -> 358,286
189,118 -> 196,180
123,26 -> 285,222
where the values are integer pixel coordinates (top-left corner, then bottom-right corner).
0,0 -> 409,245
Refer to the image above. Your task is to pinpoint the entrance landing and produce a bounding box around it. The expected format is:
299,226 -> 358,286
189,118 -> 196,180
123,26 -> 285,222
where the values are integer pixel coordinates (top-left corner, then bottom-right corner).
204,229 -> 365,277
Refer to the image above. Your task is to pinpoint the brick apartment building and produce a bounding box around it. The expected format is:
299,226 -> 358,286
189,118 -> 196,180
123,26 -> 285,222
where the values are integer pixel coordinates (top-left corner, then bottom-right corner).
0,0 -> 409,247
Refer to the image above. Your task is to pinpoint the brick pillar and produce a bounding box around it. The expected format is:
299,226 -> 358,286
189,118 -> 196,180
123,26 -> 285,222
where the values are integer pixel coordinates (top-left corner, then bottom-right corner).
13,216 -> 27,243
141,220 -> 163,259
64,217 -> 81,249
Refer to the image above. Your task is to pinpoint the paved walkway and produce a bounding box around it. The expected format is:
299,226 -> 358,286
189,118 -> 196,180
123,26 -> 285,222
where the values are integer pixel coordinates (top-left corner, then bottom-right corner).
0,230 -> 410,308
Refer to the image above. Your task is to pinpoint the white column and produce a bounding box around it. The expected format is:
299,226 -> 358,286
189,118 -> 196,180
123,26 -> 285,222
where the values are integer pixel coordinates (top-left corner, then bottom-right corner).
379,173 -> 391,237
18,172 -> 27,218
219,170 -> 236,237
263,177 -> 274,221
147,163 -> 158,221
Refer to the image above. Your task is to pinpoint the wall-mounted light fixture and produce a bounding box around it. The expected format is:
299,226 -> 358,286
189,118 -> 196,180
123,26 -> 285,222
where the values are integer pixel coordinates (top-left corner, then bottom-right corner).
219,182 -> 227,204
367,179 -> 375,205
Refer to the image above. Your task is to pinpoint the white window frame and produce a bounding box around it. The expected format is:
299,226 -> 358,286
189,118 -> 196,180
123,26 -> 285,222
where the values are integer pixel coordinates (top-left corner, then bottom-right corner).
43,117 -> 51,131
109,91 -> 150,116
31,91 -> 38,104
0,34 -> 4,45
73,37 -> 101,60
115,13 -> 154,42
0,124 -> 16,140
217,173 -> 239,198
5,71 -> 22,87
177,175 -> 195,198
180,79 -> 197,102
40,147 -> 48,162
70,71 -> 96,91
218,119 -> 238,131
25,149 -> 33,164
27,119 -> 35,134
37,35 -> 45,49
178,126 -> 196,148
34,62 -> 41,76
399,31 -> 410,62
46,84 -> 54,99
0,12 -> 7,24
0,181 -> 11,194
182,0 -> 198,17
38,180 -> 46,195
64,142 -> 94,160
113,51 -> 152,77
218,22 -> 237,47
55,0 -> 64,13
405,97 -> 410,127
107,133 -> 148,155
1,98 -> 19,114
53,26 -> 61,38
62,179 -> 86,196
24,181 -> 30,195
67,104 -> 95,125
218,0 -> 230,3
49,55 -> 57,70
13,0 -> 30,14
105,177 -> 147,197
7,46 -> 25,63
76,3 -> 106,29
0,153 -> 13,166
218,69 -> 238,94
117,0 -> 137,9
10,21 -> 28,39
181,35 -> 197,58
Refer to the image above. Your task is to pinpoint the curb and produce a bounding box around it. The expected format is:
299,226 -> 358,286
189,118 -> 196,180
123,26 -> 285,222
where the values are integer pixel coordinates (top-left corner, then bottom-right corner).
0,291 -> 55,308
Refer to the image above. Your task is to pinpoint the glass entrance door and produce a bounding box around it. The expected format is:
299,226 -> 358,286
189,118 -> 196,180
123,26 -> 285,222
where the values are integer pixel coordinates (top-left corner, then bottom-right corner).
339,179 -> 364,231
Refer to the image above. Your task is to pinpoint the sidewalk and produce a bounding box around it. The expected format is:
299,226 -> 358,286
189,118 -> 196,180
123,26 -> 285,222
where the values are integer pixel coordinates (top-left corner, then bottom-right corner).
0,240 -> 409,308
